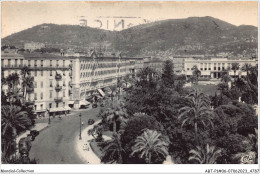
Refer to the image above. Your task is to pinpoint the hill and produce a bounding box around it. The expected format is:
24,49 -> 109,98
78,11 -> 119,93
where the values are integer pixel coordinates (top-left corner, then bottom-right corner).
2,17 -> 257,57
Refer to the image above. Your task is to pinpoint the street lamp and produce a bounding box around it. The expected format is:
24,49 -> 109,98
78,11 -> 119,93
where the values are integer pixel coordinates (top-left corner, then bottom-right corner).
47,109 -> 51,125
79,113 -> 82,140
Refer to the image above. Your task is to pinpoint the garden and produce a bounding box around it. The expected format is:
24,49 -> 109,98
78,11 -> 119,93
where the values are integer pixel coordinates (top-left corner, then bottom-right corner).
86,61 -> 258,164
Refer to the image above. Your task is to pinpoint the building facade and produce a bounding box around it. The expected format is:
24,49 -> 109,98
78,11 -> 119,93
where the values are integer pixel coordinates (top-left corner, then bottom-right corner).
70,52 -> 144,108
1,51 -> 71,117
24,42 -> 46,51
143,57 -> 164,73
184,57 -> 257,79
2,50 -> 144,111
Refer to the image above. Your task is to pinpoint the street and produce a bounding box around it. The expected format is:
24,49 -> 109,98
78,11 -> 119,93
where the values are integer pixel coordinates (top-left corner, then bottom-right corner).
29,108 -> 100,164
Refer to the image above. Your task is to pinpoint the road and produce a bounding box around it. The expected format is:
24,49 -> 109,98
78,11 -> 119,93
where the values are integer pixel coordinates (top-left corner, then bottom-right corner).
29,108 -> 100,164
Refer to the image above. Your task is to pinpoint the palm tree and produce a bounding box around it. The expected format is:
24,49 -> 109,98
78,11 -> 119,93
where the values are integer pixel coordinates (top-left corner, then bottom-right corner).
88,123 -> 104,142
101,133 -> 124,164
231,63 -> 240,78
131,129 -> 169,164
189,144 -> 222,164
221,73 -> 231,84
178,88 -> 213,145
6,73 -> 20,93
101,100 -> 128,134
1,105 -> 31,160
21,76 -> 34,101
241,63 -> 252,77
7,88 -> 23,105
236,128 -> 259,164
20,66 -> 30,79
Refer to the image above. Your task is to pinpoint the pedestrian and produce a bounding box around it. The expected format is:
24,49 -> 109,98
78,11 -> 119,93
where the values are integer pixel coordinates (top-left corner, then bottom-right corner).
82,121 -> 84,126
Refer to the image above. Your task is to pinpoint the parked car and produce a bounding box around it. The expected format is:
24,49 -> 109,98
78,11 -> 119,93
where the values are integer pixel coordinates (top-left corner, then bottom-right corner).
29,130 -> 39,141
88,119 -> 95,125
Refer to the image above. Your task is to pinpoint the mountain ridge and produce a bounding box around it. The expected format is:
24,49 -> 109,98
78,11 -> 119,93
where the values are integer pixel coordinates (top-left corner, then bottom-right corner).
2,16 -> 257,57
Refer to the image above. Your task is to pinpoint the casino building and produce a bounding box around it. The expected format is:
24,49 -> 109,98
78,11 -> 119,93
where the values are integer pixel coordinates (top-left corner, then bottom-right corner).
184,57 -> 257,79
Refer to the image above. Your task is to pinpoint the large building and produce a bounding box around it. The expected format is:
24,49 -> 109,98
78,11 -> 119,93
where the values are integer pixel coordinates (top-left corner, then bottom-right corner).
1,51 -> 72,117
184,57 -> 257,79
1,50 -> 144,113
69,51 -> 144,109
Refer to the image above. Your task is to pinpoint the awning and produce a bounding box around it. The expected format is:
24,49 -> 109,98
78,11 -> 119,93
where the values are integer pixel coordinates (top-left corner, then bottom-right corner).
79,100 -> 90,106
35,109 -> 46,113
63,106 -> 71,111
68,101 -> 74,105
97,88 -> 105,97
49,107 -> 65,112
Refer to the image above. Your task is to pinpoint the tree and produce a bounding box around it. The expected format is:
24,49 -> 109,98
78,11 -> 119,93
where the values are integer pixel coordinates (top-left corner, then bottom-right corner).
1,105 -> 31,161
88,123 -> 104,142
178,88 -> 213,145
241,63 -> 252,77
190,66 -> 201,85
121,115 -> 165,163
162,60 -> 174,88
122,74 -> 135,89
136,67 -> 159,88
231,63 -> 240,78
101,133 -> 124,164
20,66 -> 30,79
232,129 -> 258,164
21,76 -> 34,101
100,100 -> 128,134
131,129 -> 169,164
189,144 -> 222,164
6,73 -> 20,93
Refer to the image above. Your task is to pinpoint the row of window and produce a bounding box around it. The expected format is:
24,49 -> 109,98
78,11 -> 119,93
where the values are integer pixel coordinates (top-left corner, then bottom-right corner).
29,90 -> 66,100
48,102 -> 66,109
80,62 -> 134,70
28,59 -> 67,67
34,102 -> 66,110
80,69 -> 118,79
49,80 -> 68,87
3,59 -> 69,67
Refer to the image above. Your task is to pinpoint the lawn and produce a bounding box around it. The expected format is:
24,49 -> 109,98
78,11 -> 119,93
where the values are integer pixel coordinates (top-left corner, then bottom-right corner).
185,84 -> 220,97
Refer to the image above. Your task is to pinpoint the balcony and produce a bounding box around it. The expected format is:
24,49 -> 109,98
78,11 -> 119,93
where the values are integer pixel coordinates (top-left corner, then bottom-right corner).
55,85 -> 62,91
54,97 -> 63,102
55,73 -> 62,80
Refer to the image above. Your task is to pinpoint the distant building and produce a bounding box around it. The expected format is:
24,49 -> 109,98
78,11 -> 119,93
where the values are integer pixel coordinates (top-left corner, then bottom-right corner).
184,57 -> 257,79
143,57 -> 164,73
24,42 -> 46,51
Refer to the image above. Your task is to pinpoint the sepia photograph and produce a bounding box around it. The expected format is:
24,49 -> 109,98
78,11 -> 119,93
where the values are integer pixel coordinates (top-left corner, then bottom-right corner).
1,0 -> 259,173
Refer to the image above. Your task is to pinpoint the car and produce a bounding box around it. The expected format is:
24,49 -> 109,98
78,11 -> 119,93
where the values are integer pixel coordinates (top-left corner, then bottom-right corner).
29,130 -> 39,141
88,119 -> 95,125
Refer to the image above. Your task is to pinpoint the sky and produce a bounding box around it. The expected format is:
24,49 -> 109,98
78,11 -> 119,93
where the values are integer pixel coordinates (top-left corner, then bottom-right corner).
1,1 -> 258,38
